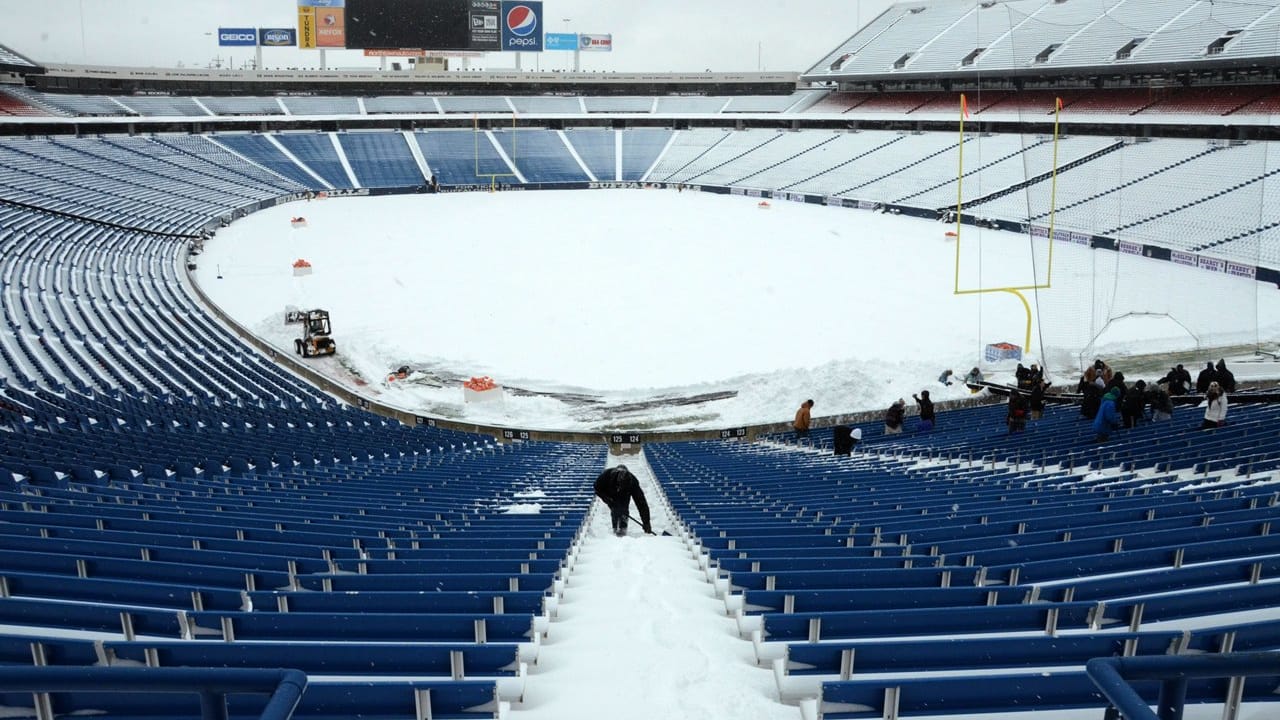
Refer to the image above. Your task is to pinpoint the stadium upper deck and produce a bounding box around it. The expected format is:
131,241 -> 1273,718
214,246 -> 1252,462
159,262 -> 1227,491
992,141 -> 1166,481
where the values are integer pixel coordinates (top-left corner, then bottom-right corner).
805,0 -> 1280,84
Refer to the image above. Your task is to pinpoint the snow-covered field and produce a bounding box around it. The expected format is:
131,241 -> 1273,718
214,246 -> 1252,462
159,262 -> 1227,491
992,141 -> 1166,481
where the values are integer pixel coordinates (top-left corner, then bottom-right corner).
193,189 -> 1280,431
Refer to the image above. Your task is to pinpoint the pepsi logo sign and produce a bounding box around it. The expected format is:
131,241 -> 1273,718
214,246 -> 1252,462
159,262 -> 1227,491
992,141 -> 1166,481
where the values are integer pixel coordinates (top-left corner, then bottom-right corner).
505,5 -> 537,36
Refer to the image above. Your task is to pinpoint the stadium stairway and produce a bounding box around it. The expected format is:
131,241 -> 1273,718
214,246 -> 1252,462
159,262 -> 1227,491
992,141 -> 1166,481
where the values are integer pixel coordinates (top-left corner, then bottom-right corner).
959,140 -> 1127,216
777,135 -> 905,193
1022,143 -> 1220,223
834,136 -> 970,198
727,134 -> 843,188
1105,163 -> 1280,238
891,137 -> 1049,205
667,132 -> 785,185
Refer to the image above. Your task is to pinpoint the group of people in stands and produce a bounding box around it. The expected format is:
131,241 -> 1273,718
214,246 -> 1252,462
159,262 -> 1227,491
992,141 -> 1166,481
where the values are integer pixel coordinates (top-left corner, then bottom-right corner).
792,356 -> 1240,448
1004,363 -> 1050,434
1079,358 -> 1235,442
881,392 -> 936,435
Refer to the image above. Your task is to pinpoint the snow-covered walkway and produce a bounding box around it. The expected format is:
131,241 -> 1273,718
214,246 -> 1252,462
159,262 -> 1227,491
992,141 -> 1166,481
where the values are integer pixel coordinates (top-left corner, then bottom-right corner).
516,452 -> 794,720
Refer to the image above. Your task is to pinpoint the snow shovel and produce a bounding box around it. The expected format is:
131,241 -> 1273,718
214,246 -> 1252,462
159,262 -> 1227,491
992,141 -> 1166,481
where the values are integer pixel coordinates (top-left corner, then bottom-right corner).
628,513 -> 670,536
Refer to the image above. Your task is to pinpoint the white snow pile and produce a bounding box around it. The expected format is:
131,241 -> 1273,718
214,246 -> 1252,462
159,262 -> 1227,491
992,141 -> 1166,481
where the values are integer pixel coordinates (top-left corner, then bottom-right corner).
499,503 -> 543,515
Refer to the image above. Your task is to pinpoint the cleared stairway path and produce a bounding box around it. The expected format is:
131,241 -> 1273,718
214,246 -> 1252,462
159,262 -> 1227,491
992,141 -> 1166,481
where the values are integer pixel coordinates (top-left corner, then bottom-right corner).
515,451 -> 791,720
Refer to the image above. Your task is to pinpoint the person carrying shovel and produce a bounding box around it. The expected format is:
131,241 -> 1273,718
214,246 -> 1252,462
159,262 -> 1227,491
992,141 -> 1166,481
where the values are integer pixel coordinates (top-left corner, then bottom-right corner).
593,464 -> 654,537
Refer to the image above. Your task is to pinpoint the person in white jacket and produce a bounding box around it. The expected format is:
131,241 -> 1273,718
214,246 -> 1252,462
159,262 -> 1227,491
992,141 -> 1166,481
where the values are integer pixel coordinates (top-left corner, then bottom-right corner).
1201,382 -> 1229,430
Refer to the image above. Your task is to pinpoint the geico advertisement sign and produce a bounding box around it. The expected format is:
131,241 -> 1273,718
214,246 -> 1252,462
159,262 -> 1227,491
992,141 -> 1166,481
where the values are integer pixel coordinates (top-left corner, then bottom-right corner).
218,28 -> 257,46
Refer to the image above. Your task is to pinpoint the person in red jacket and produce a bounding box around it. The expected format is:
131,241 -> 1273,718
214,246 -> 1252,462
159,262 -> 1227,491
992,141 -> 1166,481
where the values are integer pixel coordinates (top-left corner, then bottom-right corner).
593,465 -> 653,537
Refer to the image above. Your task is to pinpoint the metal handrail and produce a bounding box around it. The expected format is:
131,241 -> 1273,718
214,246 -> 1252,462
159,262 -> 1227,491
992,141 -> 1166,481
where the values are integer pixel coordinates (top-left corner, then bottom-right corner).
1087,652 -> 1280,720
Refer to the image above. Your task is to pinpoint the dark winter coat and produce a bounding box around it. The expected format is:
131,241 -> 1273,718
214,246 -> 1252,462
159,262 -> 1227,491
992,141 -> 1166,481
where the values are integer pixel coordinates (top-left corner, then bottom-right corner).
1029,383 -> 1046,412
1178,366 -> 1193,390
1121,385 -> 1147,419
1006,393 -> 1029,431
885,403 -> 905,429
594,466 -> 652,530
1216,361 -> 1237,393
1106,373 -> 1127,404
1080,382 -> 1102,420
1161,368 -> 1188,396
916,396 -> 935,422
1196,363 -> 1218,394
1015,365 -> 1033,389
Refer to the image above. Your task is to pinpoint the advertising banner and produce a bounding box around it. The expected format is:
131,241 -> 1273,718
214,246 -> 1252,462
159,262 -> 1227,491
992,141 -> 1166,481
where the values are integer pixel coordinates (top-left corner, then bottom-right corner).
1198,256 -> 1226,273
1118,240 -> 1143,256
500,1 -> 542,52
259,28 -> 297,47
544,33 -> 577,51
217,28 -> 258,47
1226,261 -> 1257,280
363,48 -> 427,57
469,0 -> 501,51
298,0 -> 344,6
315,7 -> 346,47
298,8 -> 317,48
1171,250 -> 1198,268
578,33 -> 612,51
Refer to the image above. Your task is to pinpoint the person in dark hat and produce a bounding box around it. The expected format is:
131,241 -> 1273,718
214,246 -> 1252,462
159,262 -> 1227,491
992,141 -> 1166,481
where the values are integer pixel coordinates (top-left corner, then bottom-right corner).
1121,379 -> 1147,428
1196,361 -> 1218,394
593,464 -> 653,537
1160,366 -> 1189,396
1215,360 -> 1236,393
913,390 -> 935,431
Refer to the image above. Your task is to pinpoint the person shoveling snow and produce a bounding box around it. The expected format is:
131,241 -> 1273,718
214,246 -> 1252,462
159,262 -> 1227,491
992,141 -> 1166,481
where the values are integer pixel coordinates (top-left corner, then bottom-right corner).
593,464 -> 654,537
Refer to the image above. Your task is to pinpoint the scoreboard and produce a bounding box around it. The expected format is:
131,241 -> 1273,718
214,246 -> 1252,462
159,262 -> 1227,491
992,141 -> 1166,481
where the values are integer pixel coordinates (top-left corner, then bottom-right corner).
345,0 -> 540,52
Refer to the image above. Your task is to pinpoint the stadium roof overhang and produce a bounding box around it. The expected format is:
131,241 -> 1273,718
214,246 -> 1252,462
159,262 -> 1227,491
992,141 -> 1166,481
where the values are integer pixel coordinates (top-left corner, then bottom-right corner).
0,47 -> 43,75
802,56 -> 1280,87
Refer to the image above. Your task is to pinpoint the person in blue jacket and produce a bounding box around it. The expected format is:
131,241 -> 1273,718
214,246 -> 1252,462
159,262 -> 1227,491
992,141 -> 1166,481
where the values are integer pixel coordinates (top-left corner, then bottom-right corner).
1092,387 -> 1122,442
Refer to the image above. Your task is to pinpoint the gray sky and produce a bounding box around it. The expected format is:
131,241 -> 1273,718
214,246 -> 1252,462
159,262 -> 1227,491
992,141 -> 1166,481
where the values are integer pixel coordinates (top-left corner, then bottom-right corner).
0,0 -> 895,73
